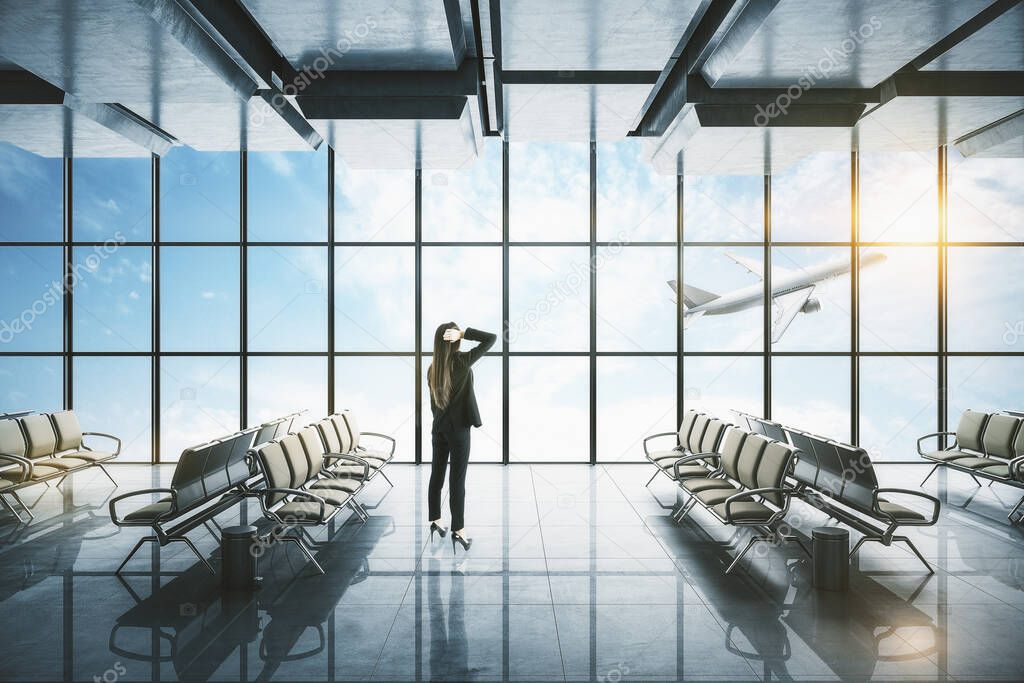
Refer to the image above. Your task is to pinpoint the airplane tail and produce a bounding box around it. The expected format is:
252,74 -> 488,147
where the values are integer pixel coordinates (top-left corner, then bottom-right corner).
668,280 -> 720,309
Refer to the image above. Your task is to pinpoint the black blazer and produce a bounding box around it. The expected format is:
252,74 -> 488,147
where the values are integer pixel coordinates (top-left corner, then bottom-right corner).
430,327 -> 497,433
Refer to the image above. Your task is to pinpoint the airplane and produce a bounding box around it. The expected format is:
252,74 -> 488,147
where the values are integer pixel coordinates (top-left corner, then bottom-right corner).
668,251 -> 887,343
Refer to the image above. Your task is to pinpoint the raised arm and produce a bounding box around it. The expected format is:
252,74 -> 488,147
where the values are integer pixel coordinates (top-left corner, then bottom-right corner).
462,327 -> 497,365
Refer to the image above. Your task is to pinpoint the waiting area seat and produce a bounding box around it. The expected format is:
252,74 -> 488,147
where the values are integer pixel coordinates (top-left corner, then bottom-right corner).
670,424 -> 807,574
315,411 -> 395,487
248,425 -> 374,575
918,410 -> 1024,523
110,426 -> 262,574
644,411 -> 729,485
0,411 -> 121,523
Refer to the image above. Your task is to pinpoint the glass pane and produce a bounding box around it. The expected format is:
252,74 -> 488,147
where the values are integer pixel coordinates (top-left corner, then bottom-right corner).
508,246 -> 589,351
73,157 -> 151,242
159,357 -> 240,462
0,356 -> 62,414
421,355 -> 502,462
682,246 -> 763,352
509,142 -> 589,242
423,139 -> 500,242
597,245 -> 675,352
770,247 -> 850,352
335,161 -> 415,242
160,147 -> 239,242
859,356 -> 937,462
859,246 -> 936,351
0,247 -> 63,351
772,152 -> 850,242
509,356 -> 589,462
0,143 -> 62,242
335,246 -> 414,352
248,148 -> 327,242
74,356 -> 151,462
771,356 -> 850,441
421,246 -> 502,350
682,356 -> 763,421
859,151 -> 937,243
597,140 -> 675,242
948,356 -> 1024,422
948,148 -> 1023,242
73,246 -> 152,352
683,175 -> 762,242
247,356 -> 327,425
948,247 -> 1024,352
247,246 -> 328,352
597,356 -> 675,461
160,247 -> 239,352
337,357 -> 415,462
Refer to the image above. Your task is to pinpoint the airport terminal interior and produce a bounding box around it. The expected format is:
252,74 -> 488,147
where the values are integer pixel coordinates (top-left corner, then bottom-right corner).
1,1 -> 1024,681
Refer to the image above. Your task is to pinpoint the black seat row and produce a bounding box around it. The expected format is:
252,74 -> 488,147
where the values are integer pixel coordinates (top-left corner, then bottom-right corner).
918,409 -> 1024,523
744,415 -> 940,573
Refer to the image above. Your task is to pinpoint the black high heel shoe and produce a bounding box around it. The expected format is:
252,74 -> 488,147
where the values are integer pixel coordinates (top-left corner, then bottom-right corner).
430,521 -> 448,539
451,531 -> 472,553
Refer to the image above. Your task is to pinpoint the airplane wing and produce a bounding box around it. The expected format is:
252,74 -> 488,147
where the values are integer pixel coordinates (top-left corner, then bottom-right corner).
771,286 -> 814,343
683,310 -> 706,329
725,252 -> 763,279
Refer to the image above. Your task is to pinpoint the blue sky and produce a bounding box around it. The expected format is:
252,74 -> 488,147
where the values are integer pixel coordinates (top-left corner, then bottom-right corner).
0,139 -> 1021,462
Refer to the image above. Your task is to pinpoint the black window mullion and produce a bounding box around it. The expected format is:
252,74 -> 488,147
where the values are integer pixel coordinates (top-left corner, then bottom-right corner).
589,141 -> 597,465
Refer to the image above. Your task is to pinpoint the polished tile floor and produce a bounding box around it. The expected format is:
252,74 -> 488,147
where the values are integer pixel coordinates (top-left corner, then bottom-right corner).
1,463 -> 1023,682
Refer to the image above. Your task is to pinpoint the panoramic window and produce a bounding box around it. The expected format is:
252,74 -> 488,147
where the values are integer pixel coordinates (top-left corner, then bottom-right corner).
246,246 -> 328,352
335,161 -> 415,242
597,140 -> 675,242
772,152 -> 850,242
509,142 -> 589,242
683,175 -> 763,242
160,246 -> 239,352
72,246 -> 152,352
423,139 -> 501,242
73,157 -> 151,242
160,147 -> 239,242
248,148 -> 328,242
859,151 -> 937,243
159,356 -> 240,462
0,246 -> 63,352
508,246 -> 589,351
73,356 -> 151,462
0,143 -> 62,242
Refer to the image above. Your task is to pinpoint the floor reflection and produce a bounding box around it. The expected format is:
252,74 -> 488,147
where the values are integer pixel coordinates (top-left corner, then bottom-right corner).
0,464 -> 1022,681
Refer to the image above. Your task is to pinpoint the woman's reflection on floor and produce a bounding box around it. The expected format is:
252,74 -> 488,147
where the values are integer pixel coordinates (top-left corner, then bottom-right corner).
428,560 -> 474,680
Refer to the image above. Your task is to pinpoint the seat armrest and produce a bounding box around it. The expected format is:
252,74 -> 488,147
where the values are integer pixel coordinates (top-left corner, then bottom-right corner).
82,432 -> 122,456
722,487 -> 792,524
873,488 -> 940,526
324,452 -> 371,480
0,451 -> 33,483
359,432 -> 395,457
643,432 -> 681,457
672,452 -> 720,478
917,431 -> 956,456
109,488 -> 177,526
260,487 -> 327,521
1008,455 -> 1024,481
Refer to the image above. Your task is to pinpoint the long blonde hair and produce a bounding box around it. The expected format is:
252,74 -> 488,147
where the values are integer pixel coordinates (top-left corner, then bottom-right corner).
428,322 -> 460,409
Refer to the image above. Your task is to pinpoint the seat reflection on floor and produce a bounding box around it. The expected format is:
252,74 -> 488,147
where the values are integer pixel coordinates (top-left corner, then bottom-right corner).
2,464 -> 1024,681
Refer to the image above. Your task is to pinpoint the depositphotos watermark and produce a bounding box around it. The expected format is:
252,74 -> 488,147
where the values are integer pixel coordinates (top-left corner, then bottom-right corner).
250,15 -> 378,129
507,232 -> 630,343
0,232 -> 126,345
754,16 -> 881,127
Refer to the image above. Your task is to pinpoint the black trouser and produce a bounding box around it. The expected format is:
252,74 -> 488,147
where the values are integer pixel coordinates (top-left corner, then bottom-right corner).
428,427 -> 471,531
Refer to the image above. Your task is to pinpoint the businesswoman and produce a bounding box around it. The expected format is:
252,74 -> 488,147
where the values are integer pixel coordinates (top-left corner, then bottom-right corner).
427,322 -> 497,553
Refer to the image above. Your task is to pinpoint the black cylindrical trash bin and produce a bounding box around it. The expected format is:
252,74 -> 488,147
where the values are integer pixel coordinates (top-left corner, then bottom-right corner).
812,526 -> 849,591
221,525 -> 260,590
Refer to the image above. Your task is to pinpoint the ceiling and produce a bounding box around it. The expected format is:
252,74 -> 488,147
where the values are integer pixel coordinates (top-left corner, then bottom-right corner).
0,0 -> 1020,173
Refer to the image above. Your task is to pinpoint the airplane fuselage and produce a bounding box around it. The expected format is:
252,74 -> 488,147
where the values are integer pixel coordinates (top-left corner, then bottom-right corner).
686,254 -> 878,317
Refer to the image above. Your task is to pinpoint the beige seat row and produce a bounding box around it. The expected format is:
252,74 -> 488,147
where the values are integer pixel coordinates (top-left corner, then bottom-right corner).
919,409 -> 1024,523
1,411 -> 120,523
651,415 -> 806,574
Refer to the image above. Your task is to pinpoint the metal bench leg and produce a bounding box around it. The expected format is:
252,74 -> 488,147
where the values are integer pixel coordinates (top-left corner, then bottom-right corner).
116,536 -> 156,574
894,535 -> 934,575
0,495 -> 26,524
351,500 -> 369,521
280,536 -> 325,575
919,464 -> 939,487
969,473 -> 983,487
378,470 -> 394,488
645,470 -> 660,487
54,475 -> 68,489
10,492 -> 34,521
96,464 -> 118,487
1007,495 -> 1024,524
169,537 -> 215,575
674,498 -> 697,523
726,536 -> 762,574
